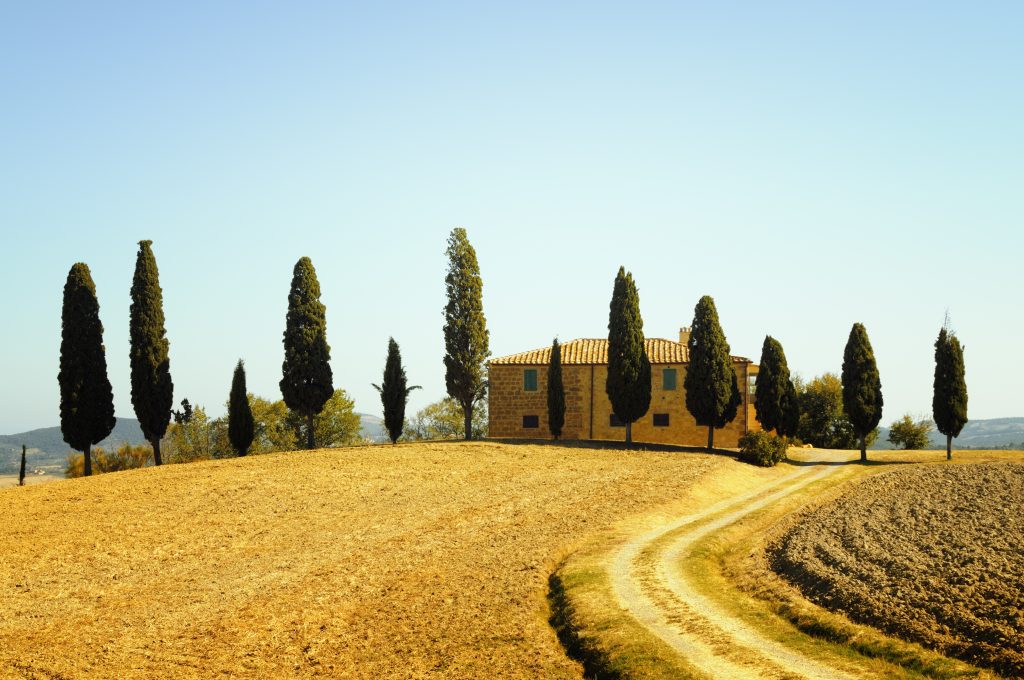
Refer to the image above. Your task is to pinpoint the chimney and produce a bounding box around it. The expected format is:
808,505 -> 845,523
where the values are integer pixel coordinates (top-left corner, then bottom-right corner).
679,326 -> 691,346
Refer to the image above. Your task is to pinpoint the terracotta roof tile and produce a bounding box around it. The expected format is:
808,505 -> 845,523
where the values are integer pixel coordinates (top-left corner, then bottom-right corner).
489,338 -> 751,366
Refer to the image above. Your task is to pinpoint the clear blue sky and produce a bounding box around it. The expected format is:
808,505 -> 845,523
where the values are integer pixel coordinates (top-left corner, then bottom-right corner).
1,2 -> 1021,434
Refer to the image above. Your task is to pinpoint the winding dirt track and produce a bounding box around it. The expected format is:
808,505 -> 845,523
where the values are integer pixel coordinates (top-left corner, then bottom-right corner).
610,458 -> 851,680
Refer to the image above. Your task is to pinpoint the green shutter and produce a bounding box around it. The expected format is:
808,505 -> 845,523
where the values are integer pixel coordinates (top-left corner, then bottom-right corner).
524,369 -> 538,391
663,368 -> 677,390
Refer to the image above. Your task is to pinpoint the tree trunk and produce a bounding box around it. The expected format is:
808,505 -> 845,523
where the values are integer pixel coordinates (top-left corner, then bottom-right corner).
464,403 -> 473,441
625,421 -> 632,446
947,433 -> 952,461
859,435 -> 867,463
84,444 -> 92,477
707,425 -> 714,452
307,412 -> 315,449
19,445 -> 26,486
153,438 -> 162,466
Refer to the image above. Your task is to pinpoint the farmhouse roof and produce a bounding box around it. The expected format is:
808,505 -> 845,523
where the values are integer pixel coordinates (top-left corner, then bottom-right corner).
489,338 -> 752,366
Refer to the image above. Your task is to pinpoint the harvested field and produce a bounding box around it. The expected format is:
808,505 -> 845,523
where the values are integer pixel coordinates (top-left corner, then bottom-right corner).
771,462 -> 1024,677
0,440 -> 725,679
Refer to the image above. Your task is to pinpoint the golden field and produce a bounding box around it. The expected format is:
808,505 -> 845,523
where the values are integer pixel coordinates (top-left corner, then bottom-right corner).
0,440 -> 728,679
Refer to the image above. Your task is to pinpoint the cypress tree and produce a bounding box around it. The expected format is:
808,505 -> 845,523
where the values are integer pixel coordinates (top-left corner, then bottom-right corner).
19,445 -> 27,486
755,336 -> 797,436
841,322 -> 883,463
933,325 -> 967,460
59,262 -> 116,477
547,338 -> 566,440
780,379 -> 800,438
372,337 -> 420,444
130,240 -> 173,465
442,228 -> 490,440
684,295 -> 735,450
228,360 -> 255,456
606,267 -> 651,445
280,257 -> 334,450
715,371 -> 742,429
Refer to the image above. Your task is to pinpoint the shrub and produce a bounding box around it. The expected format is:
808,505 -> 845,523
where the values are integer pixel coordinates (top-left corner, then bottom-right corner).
887,414 -> 933,450
739,431 -> 788,467
66,443 -> 153,478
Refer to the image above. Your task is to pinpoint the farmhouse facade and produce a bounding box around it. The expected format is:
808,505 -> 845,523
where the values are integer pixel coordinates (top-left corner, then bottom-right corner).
488,329 -> 760,447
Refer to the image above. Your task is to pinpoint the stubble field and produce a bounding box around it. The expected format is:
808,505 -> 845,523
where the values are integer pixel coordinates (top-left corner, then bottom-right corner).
0,440 -> 727,679
771,462 -> 1024,677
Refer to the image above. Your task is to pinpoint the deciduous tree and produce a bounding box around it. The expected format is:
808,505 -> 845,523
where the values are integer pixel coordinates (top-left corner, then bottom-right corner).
933,324 -> 968,460
59,262 -> 116,477
130,240 -> 173,465
229,360 -> 255,456
841,323 -> 883,462
605,267 -> 651,445
547,338 -> 566,439
443,228 -> 490,440
280,257 -> 334,449
684,295 -> 734,450
373,338 -> 420,444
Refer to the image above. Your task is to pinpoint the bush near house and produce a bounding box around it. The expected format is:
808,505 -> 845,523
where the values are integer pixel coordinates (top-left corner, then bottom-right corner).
738,431 -> 788,467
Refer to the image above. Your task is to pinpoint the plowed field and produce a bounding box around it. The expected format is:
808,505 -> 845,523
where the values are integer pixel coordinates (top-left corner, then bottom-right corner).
771,463 -> 1024,677
0,441 -> 724,679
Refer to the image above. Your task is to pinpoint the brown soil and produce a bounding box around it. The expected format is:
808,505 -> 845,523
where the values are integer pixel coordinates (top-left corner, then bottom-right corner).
0,440 -> 723,679
771,463 -> 1024,677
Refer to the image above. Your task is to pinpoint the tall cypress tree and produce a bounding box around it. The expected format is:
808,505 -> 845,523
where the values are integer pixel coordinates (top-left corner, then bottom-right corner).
373,337 -> 420,444
228,360 -> 255,456
280,257 -> 334,450
59,263 -> 116,477
130,240 -> 173,466
780,379 -> 800,438
547,338 -> 566,440
933,325 -> 967,461
755,336 -> 795,436
606,267 -> 651,445
841,322 -> 883,463
443,228 -> 490,440
684,295 -> 735,450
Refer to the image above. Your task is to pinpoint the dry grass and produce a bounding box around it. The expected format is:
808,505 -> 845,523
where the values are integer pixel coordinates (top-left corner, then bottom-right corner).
0,440 -> 726,679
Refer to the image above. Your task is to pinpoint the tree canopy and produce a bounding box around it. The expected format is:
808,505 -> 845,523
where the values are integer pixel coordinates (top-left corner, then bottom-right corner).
683,295 -> 736,450
129,240 -> 173,465
841,323 -> 883,462
605,267 -> 651,445
373,338 -> 420,444
754,336 -> 797,437
443,228 -> 490,440
280,256 -> 334,449
933,325 -> 968,460
59,262 -> 116,476
547,338 -> 566,439
229,360 -> 255,456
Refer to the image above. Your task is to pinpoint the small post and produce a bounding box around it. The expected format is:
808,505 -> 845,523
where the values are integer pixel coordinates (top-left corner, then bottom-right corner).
19,444 -> 27,486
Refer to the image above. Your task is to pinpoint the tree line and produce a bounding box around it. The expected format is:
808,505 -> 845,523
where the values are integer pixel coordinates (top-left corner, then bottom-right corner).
58,228 -> 493,475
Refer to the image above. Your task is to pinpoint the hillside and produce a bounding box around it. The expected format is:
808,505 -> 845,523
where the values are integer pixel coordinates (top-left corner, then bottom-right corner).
0,440 -> 726,677
874,416 -> 1024,450
0,414 -> 388,474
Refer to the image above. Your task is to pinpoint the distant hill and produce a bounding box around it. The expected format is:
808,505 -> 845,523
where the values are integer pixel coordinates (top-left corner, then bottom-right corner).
874,417 -> 1024,450
2,414 -> 389,474
0,418 -> 149,474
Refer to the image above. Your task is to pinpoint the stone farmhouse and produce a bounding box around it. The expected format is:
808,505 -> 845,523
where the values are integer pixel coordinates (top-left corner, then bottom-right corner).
487,328 -> 760,447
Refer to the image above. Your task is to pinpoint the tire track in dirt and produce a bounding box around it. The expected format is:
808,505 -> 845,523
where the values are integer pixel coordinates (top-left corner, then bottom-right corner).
610,459 -> 853,680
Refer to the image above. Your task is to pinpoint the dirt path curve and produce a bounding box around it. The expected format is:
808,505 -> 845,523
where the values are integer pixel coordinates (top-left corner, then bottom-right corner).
610,458 -> 853,680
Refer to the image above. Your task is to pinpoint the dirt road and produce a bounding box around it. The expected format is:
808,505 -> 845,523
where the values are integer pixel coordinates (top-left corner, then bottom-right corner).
610,458 -> 852,680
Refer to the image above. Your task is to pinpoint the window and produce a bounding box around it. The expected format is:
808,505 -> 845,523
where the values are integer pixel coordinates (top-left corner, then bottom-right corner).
523,415 -> 539,429
748,374 -> 757,397
609,414 -> 625,427
662,368 -> 677,390
524,369 -> 538,391
653,413 -> 670,427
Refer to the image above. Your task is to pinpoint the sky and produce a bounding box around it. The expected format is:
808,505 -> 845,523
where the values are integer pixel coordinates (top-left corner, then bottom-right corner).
1,2 -> 1022,434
